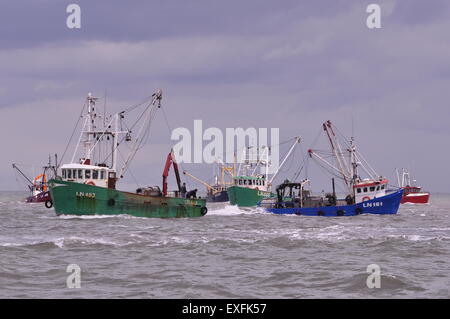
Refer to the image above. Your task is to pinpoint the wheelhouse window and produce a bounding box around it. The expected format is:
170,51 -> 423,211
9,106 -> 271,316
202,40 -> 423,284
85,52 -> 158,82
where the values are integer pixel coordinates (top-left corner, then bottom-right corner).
100,170 -> 105,180
370,186 -> 375,192
381,184 -> 385,190
363,187 -> 368,192
357,188 -> 362,194
73,170 -> 77,179
67,169 -> 72,179
78,170 -> 83,179
92,170 -> 99,179
85,170 -> 91,179
376,186 -> 380,191
62,169 -> 66,179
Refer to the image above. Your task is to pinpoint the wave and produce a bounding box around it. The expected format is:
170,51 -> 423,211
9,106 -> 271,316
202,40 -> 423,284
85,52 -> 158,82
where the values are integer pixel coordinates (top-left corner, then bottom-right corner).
0,236 -> 124,248
206,204 -> 265,216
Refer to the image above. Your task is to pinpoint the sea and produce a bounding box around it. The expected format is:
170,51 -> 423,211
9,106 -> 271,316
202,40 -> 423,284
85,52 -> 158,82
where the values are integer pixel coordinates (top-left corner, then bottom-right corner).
0,191 -> 449,298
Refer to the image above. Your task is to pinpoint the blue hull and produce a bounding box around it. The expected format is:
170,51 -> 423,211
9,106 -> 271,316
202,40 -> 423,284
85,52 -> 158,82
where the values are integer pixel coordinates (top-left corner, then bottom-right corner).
262,190 -> 403,217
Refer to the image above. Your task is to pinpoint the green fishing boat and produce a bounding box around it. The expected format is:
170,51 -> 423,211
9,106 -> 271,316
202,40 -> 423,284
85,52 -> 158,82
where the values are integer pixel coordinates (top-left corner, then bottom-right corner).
48,90 -> 207,218
227,137 -> 300,207
227,177 -> 274,207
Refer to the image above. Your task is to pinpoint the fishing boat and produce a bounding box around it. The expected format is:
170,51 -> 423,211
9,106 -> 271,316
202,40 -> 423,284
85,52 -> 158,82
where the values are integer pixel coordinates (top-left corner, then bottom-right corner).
183,161 -> 234,202
227,137 -> 301,207
48,90 -> 207,218
258,120 -> 403,216
12,156 -> 57,208
396,168 -> 430,204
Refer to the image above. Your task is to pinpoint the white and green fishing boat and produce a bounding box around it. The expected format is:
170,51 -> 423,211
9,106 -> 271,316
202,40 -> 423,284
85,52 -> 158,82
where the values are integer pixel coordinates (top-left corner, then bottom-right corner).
227,137 -> 300,207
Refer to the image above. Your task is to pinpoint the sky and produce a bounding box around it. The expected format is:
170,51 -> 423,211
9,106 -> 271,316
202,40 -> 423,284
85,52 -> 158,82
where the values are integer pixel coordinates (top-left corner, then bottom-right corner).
1,0 -> 449,194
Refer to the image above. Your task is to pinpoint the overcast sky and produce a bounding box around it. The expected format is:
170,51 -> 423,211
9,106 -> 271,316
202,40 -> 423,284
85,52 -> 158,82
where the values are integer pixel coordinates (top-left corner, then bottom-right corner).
1,0 -> 449,193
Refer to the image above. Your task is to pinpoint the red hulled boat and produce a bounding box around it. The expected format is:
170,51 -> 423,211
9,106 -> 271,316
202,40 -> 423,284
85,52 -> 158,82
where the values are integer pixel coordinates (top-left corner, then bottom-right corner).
13,156 -> 57,208
397,168 -> 430,204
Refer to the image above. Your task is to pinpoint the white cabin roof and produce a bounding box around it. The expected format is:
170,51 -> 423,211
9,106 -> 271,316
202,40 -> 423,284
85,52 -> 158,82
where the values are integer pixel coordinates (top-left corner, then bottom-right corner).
61,163 -> 111,170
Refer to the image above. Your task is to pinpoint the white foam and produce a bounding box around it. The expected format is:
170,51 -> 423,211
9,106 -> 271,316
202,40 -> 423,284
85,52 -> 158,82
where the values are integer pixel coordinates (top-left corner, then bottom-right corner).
207,204 -> 264,216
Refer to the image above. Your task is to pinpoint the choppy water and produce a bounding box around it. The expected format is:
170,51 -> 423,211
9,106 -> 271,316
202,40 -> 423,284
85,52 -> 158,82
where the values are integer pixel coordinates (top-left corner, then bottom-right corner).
0,191 -> 449,298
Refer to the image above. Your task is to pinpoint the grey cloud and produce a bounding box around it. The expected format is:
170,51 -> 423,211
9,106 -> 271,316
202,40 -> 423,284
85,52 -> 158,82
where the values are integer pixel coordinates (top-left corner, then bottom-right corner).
1,0 -> 449,192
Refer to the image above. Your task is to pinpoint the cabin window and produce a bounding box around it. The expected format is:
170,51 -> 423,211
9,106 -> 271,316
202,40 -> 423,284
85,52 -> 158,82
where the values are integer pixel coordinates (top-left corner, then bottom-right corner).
67,169 -> 72,179
73,170 -> 77,179
381,184 -> 385,190
92,170 -> 99,179
363,187 -> 368,193
100,170 -> 105,179
78,170 -> 83,179
376,186 -> 380,191
370,186 -> 375,192
85,170 -> 91,179
62,169 -> 66,178
357,188 -> 361,194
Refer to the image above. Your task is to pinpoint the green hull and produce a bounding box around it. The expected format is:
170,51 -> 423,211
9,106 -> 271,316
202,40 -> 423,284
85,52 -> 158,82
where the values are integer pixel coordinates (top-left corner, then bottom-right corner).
227,186 -> 274,207
48,179 -> 207,218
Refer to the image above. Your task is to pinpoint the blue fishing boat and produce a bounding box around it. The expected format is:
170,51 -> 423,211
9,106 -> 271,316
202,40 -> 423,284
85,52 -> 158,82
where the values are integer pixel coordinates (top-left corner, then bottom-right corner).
258,120 -> 403,216
258,181 -> 403,216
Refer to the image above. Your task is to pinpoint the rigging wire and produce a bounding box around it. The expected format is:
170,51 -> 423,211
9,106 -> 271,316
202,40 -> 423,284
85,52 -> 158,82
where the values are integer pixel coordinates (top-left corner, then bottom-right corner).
160,106 -> 192,190
58,101 -> 87,170
117,147 -> 141,189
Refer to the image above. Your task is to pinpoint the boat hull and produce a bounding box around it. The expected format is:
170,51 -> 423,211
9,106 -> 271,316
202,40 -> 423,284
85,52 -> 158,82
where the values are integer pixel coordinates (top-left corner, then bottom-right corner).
206,190 -> 229,203
401,192 -> 430,204
227,186 -> 274,207
262,190 -> 403,216
26,191 -> 51,203
48,179 -> 207,218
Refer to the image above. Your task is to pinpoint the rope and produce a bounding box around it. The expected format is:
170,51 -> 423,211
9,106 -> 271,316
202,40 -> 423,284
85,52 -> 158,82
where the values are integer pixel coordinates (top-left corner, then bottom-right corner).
161,107 -> 192,190
58,100 -> 87,169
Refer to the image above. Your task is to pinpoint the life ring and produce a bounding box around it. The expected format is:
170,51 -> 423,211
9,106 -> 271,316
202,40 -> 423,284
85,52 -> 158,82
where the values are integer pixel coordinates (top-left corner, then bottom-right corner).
362,196 -> 371,202
200,206 -> 208,216
45,200 -> 53,209
86,181 -> 96,186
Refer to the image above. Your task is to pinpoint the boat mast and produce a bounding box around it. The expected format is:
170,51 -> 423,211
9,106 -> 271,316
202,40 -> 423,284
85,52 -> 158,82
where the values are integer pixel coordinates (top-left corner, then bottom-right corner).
268,136 -> 301,186
112,113 -> 119,172
323,120 -> 351,188
349,137 -> 358,187
85,93 -> 98,163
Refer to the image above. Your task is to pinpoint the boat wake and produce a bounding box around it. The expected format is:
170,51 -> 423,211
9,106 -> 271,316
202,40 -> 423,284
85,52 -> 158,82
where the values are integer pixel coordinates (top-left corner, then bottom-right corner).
206,204 -> 265,216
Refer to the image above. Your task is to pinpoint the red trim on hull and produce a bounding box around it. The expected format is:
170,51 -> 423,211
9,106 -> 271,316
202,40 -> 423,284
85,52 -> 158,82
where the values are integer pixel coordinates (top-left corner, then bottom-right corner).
401,193 -> 430,204
353,179 -> 388,188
